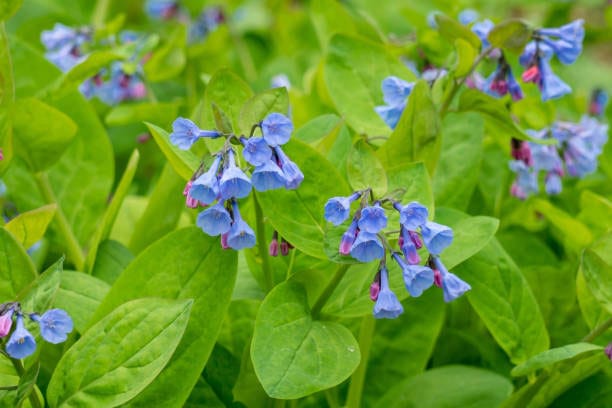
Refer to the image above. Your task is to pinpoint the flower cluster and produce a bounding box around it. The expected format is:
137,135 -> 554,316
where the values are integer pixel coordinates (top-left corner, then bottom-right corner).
170,113 -> 304,250
0,302 -> 73,359
41,24 -> 149,105
324,190 -> 470,319
509,92 -> 608,199
145,1 -> 225,44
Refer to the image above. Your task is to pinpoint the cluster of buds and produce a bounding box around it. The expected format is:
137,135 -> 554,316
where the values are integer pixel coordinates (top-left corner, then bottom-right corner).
171,113 -> 303,251
0,302 -> 73,359
324,190 -> 471,319
145,1 -> 225,44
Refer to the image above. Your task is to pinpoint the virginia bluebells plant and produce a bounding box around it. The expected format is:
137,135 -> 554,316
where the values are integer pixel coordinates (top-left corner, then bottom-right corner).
0,302 -> 73,359
324,188 -> 470,319
169,112 -> 303,251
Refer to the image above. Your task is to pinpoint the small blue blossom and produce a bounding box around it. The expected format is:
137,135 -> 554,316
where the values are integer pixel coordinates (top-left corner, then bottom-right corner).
6,315 -> 36,359
375,76 -> 415,129
538,59 -> 572,101
190,155 -> 222,205
350,232 -> 384,263
273,146 -> 304,190
271,74 -> 291,89
189,6 -> 225,43
537,20 -> 584,65
394,201 -> 428,230
433,256 -> 471,302
41,23 -> 90,72
261,113 -> 293,147
146,0 -> 179,20
241,137 -> 272,166
251,160 -> 286,192
197,201 -> 232,236
373,266 -> 404,319
458,9 -> 479,25
31,309 -> 73,344
324,192 -> 360,226
509,160 -> 539,199
374,105 -> 405,130
426,12 -> 440,29
544,172 -> 563,195
471,19 -> 495,49
170,118 -> 221,150
358,203 -> 387,234
392,253 -> 434,298
219,150 -> 252,200
227,202 -> 256,250
421,221 -> 453,256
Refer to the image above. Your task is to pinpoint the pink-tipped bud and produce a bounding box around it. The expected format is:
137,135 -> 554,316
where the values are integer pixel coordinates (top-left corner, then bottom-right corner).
433,269 -> 442,288
269,239 -> 279,256
398,235 -> 404,248
409,230 -> 422,249
220,233 -> 229,249
511,140 -> 532,165
0,311 -> 13,337
339,233 -> 354,255
369,280 -> 380,301
605,343 -> 612,361
280,240 -> 290,256
0,148 -> 4,161
490,79 -> 508,95
521,65 -> 540,84
183,181 -> 193,196
185,196 -> 199,208
130,82 -> 147,99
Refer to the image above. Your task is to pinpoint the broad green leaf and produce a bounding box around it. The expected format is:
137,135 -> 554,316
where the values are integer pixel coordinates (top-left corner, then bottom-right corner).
54,51 -> 124,96
433,112 -> 483,210
310,0 -> 357,47
578,190 -> 612,238
18,257 -> 63,314
184,377 -> 225,408
435,14 -> 481,49
0,0 -> 22,22
4,204 -> 56,249
238,87 -> 289,135
91,240 -> 133,285
211,103 -> 233,134
346,139 -> 387,197
453,38 -> 478,77
54,271 -> 110,333
146,122 -> 200,180
251,281 -> 360,399
257,139 -> 350,260
377,80 -> 441,174
85,149 -> 139,273
294,114 -> 343,145
12,97 -> 77,172
377,365 -> 513,408
105,102 -> 179,126
216,299 -> 260,358
14,361 -> 39,408
581,233 -> 612,314
511,343 -> 603,377
552,372 -> 612,408
90,227 -> 237,408
233,345 -> 267,408
46,298 -> 193,408
576,268 -> 609,330
129,163 -> 186,254
324,33 -> 415,136
532,198 -> 593,252
363,290 -> 446,406
0,227 -> 36,299
203,344 -> 240,406
488,20 -> 533,52
385,161 -> 434,213
144,25 -> 187,82
454,237 -> 549,364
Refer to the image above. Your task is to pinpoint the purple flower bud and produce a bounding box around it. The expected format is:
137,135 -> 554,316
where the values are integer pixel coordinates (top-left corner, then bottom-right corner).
0,310 -> 13,337
220,232 -> 229,249
197,201 -> 232,236
339,219 -> 359,255
358,202 -> 387,234
350,231 -> 384,262
409,230 -> 423,249
269,238 -> 279,256
6,315 -> 36,359
373,266 -> 403,319
261,113 -> 293,146
280,239 -> 290,256
605,343 -> 612,361
370,273 -> 381,301
30,309 -> 73,344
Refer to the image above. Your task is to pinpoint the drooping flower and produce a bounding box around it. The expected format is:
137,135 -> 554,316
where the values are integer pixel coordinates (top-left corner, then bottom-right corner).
373,266 -> 404,319
6,315 -> 36,359
509,160 -> 539,199
421,221 -> 453,255
520,42 -> 571,101
399,227 -> 420,265
190,154 -> 223,205
394,201 -> 428,231
251,160 -> 286,192
273,146 -> 304,190
219,150 -> 252,200
350,232 -> 384,263
189,6 -> 225,43
170,118 -> 221,150
375,76 -> 415,129
324,192 -> 361,226
226,201 -> 256,250
339,218 -> 359,255
432,256 -> 471,302
146,0 -> 179,20
196,201 -> 232,236
41,23 -> 91,72
261,113 -> 293,147
30,309 -> 73,344
458,9 -> 479,25
241,137 -> 272,166
484,59 -> 523,101
358,202 -> 387,234
392,253 -> 434,297
536,20 -> 584,65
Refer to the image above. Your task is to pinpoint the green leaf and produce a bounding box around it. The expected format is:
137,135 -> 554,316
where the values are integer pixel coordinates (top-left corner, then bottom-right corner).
578,190 -> 612,238
54,271 -> 110,333
453,38 -> 478,77
346,139 -> 387,197
581,232 -> 612,314
46,298 -> 193,408
105,102 -> 179,126
576,268 -> 609,330
377,365 -> 513,408
251,281 -> 360,399
238,87 -> 289,135
91,240 -> 133,285
454,237 -> 549,364
386,161 -> 434,212
0,227 -> 37,299
511,343 -> 603,377
54,51 -> 124,96
89,227 -> 238,408
14,361 -> 39,408
144,25 -> 187,82
12,97 -> 77,172
324,33 -> 415,136
294,114 -> 343,145
0,0 -> 22,22
433,112 -> 483,210
85,149 -> 139,273
18,257 -> 63,314
532,198 -> 593,252
4,204 -> 56,249
377,80 -> 441,174
211,103 -> 233,134
488,20 -> 533,52
257,139 -> 351,260
435,14 -> 482,49
146,122 -> 200,180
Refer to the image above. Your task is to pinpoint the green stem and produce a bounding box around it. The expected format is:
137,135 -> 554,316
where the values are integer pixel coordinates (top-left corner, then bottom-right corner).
271,398 -> 285,408
10,358 -> 43,408
346,315 -> 376,408
34,173 -> 85,271
253,193 -> 274,292
311,264 -> 350,318
92,0 -> 112,26
324,388 -> 340,408
581,317 -> 612,343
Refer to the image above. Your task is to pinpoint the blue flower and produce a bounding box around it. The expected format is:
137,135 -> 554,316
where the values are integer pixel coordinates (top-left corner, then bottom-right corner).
261,113 -> 293,147
374,104 -> 405,130
190,155 -> 222,205
146,0 -> 179,20
6,315 -> 36,359
392,253 -> 434,297
399,227 -> 420,265
544,172 -> 562,195
484,63 -> 523,101
219,150 -> 252,199
273,146 -> 304,189
197,201 -> 232,236
394,201 -> 428,230
358,203 -> 387,234
170,118 -> 221,150
433,256 -> 471,302
458,9 -> 479,25
339,218 -> 359,255
537,20 -> 584,65
31,309 -> 73,344
589,89 -> 608,116
471,19 -> 494,49
350,232 -> 384,262
373,266 -> 404,319
271,74 -> 291,89
251,160 -> 286,191
227,202 -> 256,250
241,137 -> 272,166
421,221 -> 453,255
509,160 -> 539,199
325,192 -> 360,226
375,77 -> 414,130
189,6 -> 224,43
538,58 -> 571,101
